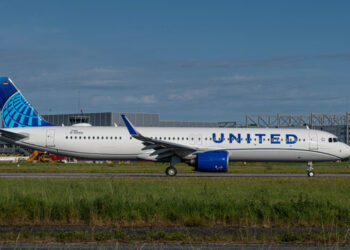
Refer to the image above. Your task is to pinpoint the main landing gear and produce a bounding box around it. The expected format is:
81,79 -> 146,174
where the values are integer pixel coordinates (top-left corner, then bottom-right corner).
165,166 -> 177,176
307,161 -> 315,177
165,156 -> 181,177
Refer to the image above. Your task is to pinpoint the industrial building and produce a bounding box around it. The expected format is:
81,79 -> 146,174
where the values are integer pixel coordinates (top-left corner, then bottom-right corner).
41,112 -> 220,128
245,113 -> 350,145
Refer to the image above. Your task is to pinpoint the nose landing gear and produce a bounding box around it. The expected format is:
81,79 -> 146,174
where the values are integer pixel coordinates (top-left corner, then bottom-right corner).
307,161 -> 315,177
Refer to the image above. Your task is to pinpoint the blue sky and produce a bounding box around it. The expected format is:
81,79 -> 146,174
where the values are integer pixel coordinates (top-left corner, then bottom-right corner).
1,0 -> 350,123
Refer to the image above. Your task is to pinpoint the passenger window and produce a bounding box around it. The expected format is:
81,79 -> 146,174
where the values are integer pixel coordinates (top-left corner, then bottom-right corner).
88,136 -> 90,139
83,136 -> 86,139
101,136 -> 104,139
70,136 -> 72,139
106,137 -> 108,140
75,136 -> 77,139
97,137 -> 99,139
119,137 -> 122,139
66,136 -> 68,139
92,137 -> 95,139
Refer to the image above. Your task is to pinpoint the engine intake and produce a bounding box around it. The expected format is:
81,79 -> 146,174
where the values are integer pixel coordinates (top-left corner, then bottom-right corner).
192,150 -> 228,172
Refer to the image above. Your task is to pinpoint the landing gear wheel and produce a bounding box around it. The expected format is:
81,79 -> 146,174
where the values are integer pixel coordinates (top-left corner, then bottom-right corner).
166,167 -> 177,176
306,161 -> 315,177
307,171 -> 315,177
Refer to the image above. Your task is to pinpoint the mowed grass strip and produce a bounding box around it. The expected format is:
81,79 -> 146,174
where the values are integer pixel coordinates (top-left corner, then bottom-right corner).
1,161 -> 350,173
0,178 -> 349,227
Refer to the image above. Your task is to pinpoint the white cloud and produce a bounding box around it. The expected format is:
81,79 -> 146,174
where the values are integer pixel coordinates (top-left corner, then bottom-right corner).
91,95 -> 115,104
77,67 -> 126,77
124,95 -> 158,104
212,75 -> 256,82
22,67 -> 133,88
78,79 -> 129,87
169,88 -> 211,101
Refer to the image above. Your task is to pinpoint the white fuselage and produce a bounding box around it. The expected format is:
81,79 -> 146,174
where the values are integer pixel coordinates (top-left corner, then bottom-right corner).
2,126 -> 350,162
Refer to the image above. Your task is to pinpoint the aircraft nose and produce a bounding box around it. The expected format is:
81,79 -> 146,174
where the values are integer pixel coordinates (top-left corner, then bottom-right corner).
340,143 -> 350,159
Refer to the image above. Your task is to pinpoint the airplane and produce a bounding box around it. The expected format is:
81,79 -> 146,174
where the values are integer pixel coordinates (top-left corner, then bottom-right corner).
0,77 -> 349,177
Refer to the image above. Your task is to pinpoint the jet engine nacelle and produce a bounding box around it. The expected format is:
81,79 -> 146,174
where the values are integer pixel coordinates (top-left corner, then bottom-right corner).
191,150 -> 229,172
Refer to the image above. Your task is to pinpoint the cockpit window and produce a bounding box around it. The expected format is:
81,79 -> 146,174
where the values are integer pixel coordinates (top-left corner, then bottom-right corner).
329,137 -> 338,143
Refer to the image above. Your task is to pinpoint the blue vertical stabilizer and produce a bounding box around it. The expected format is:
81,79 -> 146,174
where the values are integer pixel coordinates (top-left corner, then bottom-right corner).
0,77 -> 53,128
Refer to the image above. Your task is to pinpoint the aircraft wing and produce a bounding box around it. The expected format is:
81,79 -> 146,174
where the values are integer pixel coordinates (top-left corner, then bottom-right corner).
0,129 -> 27,140
121,114 -> 197,160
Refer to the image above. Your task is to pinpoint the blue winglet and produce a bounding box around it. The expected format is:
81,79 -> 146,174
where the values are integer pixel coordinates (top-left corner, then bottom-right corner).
121,114 -> 137,135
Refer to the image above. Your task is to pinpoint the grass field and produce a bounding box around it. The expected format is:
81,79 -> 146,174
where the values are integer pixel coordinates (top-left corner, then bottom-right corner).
1,161 -> 350,173
0,177 -> 349,228
1,162 -> 350,243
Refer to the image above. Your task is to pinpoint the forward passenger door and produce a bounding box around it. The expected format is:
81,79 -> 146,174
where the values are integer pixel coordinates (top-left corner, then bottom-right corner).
309,132 -> 318,150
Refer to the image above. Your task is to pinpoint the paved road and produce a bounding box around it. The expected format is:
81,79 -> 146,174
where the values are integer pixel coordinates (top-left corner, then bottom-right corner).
0,172 -> 350,178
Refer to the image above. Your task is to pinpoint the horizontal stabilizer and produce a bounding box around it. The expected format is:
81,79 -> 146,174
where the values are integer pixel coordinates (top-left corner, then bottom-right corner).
0,129 -> 27,140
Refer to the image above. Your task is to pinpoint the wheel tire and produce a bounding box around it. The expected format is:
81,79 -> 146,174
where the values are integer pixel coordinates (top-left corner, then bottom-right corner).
166,167 -> 177,176
307,171 -> 315,177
